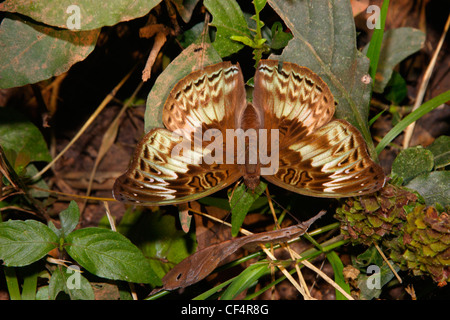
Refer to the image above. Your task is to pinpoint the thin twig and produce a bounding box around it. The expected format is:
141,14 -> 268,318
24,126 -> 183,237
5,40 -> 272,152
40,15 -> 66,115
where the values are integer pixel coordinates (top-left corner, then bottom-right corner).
31,68 -> 136,181
141,30 -> 168,82
30,185 -> 114,202
103,201 -> 116,231
403,13 -> 450,148
188,207 -> 353,300
290,250 -> 354,300
374,243 -> 402,284
81,80 -> 144,214
188,208 -> 307,297
265,188 -> 313,299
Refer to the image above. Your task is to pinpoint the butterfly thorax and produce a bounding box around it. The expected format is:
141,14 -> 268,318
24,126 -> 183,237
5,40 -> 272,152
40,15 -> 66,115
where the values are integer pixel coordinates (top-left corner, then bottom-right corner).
239,102 -> 263,190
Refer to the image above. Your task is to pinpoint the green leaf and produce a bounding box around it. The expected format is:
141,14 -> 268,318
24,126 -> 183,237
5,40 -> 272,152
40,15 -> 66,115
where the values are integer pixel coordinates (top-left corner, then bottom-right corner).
0,220 -> 58,266
0,15 -> 100,89
384,71 -> 407,104
22,164 -> 50,198
326,251 -> 351,300
144,43 -> 222,131
36,286 -> 50,300
268,0 -> 376,157
255,38 -> 267,47
177,22 -> 204,48
270,21 -> 293,50
352,246 -> 400,300
59,201 -> 81,238
353,246 -> 383,268
391,146 -> 434,184
426,135 -> 450,169
230,35 -> 256,47
365,27 -> 426,93
357,260 -> 399,300
198,197 -> 232,210
0,0 -> 161,31
368,109 -> 387,127
365,0 -> 389,82
0,108 -> 51,173
230,181 -> 267,237
193,278 -> 234,300
253,0 -> 267,13
65,228 -> 161,285
406,171 -> 450,206
126,212 -> 196,280
220,262 -> 270,300
376,90 -> 450,154
48,268 -> 68,300
204,0 -> 252,58
48,265 -> 95,300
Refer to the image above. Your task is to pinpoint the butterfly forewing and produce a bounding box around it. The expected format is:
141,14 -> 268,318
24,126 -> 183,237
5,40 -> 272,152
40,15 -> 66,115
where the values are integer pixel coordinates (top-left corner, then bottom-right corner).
253,60 -> 335,148
162,61 -> 247,135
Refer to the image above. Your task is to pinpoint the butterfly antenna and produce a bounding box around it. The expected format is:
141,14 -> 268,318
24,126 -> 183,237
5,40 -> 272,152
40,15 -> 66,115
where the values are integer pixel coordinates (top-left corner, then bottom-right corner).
262,191 -> 302,225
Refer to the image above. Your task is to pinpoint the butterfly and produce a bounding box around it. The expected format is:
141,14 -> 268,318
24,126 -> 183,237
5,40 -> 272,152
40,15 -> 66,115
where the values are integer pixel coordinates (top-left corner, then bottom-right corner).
113,59 -> 385,206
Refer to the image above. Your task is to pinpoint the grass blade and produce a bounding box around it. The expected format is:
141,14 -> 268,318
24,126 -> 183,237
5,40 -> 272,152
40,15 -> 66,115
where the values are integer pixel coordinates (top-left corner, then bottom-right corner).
366,0 -> 390,81
220,263 -> 270,300
21,264 -> 39,300
376,90 -> 450,154
326,251 -> 351,300
3,267 -> 21,300
192,278 -> 235,300
369,108 -> 387,127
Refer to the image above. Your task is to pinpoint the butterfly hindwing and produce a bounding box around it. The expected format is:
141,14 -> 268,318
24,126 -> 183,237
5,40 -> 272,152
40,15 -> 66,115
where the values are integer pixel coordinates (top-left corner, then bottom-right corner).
263,119 -> 385,197
113,128 -> 241,205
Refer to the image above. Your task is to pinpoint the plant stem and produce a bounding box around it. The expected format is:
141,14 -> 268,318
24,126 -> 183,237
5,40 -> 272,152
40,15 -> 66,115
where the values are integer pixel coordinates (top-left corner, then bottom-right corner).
4,267 -> 21,300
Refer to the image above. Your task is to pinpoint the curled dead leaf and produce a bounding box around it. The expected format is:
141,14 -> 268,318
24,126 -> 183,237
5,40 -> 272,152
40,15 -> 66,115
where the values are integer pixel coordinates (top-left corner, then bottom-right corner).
151,211 -> 326,294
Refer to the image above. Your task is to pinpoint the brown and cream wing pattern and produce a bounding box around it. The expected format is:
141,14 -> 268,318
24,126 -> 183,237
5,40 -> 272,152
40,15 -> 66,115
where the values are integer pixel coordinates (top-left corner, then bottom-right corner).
263,119 -> 385,197
253,59 -> 335,148
255,60 -> 385,197
162,61 -> 247,136
113,128 -> 241,205
113,62 -> 247,205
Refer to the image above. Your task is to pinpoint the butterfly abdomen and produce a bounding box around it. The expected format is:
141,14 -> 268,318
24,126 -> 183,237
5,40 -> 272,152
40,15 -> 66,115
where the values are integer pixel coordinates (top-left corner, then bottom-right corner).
238,103 -> 264,190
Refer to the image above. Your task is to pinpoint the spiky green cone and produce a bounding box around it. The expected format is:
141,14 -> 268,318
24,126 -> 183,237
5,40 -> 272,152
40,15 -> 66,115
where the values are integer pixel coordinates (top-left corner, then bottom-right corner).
335,182 -> 450,284
387,205 -> 450,284
335,183 -> 418,246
